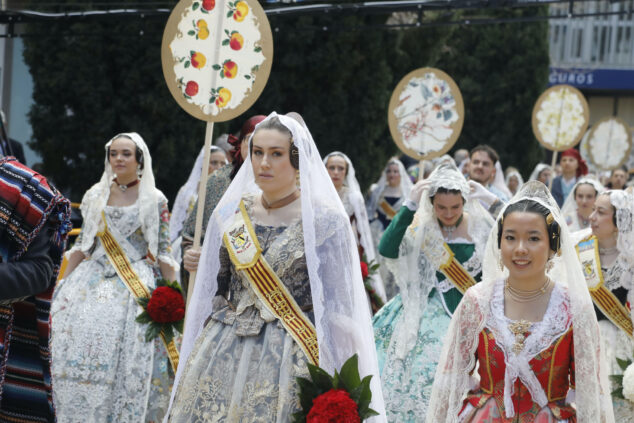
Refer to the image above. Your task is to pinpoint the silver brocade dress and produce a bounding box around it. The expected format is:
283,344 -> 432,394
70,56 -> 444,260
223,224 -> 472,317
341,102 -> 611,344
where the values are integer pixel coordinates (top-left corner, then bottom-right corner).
169,204 -> 312,422
51,201 -> 173,422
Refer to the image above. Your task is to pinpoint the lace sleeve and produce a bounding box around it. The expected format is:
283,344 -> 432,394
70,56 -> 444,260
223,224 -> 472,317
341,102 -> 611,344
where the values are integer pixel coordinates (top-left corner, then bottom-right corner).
157,198 -> 179,272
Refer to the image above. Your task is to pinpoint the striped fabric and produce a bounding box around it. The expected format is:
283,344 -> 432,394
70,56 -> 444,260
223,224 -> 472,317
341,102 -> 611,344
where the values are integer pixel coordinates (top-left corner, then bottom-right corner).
0,157 -> 71,422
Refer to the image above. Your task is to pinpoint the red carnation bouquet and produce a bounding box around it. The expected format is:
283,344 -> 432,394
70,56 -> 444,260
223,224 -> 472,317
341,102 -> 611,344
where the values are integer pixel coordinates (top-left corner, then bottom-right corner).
135,279 -> 185,342
293,354 -> 378,423
360,254 -> 383,312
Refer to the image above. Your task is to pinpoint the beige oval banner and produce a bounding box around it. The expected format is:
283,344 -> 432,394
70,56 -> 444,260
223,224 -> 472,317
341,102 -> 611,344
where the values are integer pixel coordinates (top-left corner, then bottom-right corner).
162,0 -> 273,122
388,67 -> 464,160
586,117 -> 632,171
531,84 -> 589,152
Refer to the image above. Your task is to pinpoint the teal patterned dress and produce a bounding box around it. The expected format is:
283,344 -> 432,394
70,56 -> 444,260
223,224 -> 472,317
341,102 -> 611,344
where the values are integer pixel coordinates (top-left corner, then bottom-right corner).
373,207 -> 480,422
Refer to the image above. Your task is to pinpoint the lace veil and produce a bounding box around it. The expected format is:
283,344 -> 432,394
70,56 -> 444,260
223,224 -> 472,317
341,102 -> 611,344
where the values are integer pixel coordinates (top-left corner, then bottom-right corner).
561,177 -> 604,231
169,145 -> 226,243
529,163 -> 552,182
389,163 -> 493,360
366,158 -> 412,218
426,181 -> 614,422
72,132 -> 166,260
504,169 -> 524,189
323,151 -> 386,302
607,190 -> 634,292
492,161 -> 513,199
168,113 -> 386,421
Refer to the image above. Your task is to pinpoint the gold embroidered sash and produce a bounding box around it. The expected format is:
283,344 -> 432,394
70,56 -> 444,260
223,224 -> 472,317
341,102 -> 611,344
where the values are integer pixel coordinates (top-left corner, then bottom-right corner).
223,200 -> 319,365
576,235 -> 633,339
379,199 -> 397,220
437,243 -> 477,294
97,213 -> 180,371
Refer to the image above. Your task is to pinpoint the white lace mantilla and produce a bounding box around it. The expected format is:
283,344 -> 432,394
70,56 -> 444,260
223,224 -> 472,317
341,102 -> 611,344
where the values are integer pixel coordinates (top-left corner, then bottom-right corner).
486,280 -> 572,417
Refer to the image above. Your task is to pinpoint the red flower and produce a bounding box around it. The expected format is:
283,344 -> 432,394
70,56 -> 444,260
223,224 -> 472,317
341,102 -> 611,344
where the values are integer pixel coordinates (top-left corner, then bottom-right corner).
360,261 -> 369,280
307,389 -> 360,423
147,286 -> 185,323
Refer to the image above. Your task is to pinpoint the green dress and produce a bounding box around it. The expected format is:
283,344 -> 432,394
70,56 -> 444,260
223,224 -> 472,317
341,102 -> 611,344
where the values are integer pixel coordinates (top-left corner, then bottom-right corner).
373,206 -> 479,422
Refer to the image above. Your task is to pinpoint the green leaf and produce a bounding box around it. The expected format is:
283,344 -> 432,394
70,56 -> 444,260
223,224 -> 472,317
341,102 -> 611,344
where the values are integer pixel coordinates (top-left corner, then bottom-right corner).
188,30 -> 195,36
612,387 -> 626,399
135,311 -> 152,324
222,40 -> 230,46
339,354 -> 361,389
227,10 -> 233,18
610,374 -> 624,384
225,29 -> 230,36
162,324 -> 174,343
190,50 -> 195,56
212,64 -> 221,70
145,322 -> 162,342
244,75 -> 251,80
254,47 -> 262,53
174,319 -> 184,334
307,363 -> 333,391
192,2 -> 199,10
356,375 -> 374,411
296,377 -> 318,411
332,369 -> 340,389
184,62 -> 190,68
137,297 -> 149,308
616,357 -> 631,371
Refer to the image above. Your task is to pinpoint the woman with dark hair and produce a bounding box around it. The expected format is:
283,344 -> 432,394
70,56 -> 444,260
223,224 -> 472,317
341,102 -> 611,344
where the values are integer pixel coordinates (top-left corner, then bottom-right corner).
51,133 -> 178,421
561,178 -> 603,232
575,190 -> 634,419
167,113 -> 386,421
372,164 -> 493,421
427,181 -> 613,422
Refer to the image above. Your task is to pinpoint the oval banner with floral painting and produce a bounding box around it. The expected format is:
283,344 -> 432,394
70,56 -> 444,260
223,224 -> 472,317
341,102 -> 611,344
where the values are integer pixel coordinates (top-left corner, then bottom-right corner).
388,68 -> 464,160
586,117 -> 632,171
162,0 -> 273,122
531,85 -> 589,152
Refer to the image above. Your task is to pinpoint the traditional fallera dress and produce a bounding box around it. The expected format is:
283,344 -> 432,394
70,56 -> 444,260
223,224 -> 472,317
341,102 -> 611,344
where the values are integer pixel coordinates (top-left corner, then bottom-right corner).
367,158 -> 412,299
427,181 -> 613,423
50,133 -> 177,422
373,164 -> 492,422
458,282 -> 576,423
169,196 -> 311,421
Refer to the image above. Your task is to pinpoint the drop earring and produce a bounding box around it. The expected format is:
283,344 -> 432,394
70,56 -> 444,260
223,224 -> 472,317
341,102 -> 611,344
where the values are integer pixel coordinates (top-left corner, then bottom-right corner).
499,256 -> 504,271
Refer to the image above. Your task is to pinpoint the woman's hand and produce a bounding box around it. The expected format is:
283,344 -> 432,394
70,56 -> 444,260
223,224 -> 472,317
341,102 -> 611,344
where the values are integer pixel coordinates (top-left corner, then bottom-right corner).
468,180 -> 497,206
408,179 -> 432,205
183,247 -> 201,273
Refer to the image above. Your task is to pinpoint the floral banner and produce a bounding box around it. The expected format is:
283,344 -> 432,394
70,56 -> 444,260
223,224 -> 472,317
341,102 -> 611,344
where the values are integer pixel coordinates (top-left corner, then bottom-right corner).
531,85 -> 589,152
587,117 -> 632,171
162,0 -> 273,122
388,68 -> 464,160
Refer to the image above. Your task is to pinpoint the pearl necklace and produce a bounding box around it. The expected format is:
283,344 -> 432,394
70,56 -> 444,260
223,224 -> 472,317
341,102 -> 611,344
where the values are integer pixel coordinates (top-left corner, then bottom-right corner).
505,277 -> 551,303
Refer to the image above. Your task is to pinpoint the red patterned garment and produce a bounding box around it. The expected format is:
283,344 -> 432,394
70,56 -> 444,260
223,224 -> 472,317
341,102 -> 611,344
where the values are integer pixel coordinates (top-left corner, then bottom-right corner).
459,281 -> 577,423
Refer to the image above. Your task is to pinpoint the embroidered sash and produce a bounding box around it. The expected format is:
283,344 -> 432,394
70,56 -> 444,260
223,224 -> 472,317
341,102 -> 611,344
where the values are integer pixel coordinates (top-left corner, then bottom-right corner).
379,199 -> 397,220
223,200 -> 319,365
576,235 -> 633,339
437,243 -> 477,294
97,213 -> 180,371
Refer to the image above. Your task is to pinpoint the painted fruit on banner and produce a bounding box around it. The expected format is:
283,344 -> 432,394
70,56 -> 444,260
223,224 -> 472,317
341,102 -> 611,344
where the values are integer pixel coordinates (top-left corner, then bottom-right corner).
162,0 -> 273,122
531,85 -> 589,152
586,117 -> 632,171
388,68 -> 464,160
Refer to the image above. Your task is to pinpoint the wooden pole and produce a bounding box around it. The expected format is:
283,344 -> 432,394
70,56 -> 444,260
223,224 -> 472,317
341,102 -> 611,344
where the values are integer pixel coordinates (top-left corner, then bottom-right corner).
185,121 -> 214,316
548,151 -> 558,191
418,159 -> 425,181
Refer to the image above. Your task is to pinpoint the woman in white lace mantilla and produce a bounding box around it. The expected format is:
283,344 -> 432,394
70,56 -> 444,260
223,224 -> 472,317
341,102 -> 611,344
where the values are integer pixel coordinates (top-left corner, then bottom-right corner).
166,113 -> 386,422
372,163 -> 493,422
324,151 -> 387,312
573,190 -> 634,419
366,158 -> 412,299
51,133 -> 178,422
561,178 -> 603,232
427,181 -> 614,422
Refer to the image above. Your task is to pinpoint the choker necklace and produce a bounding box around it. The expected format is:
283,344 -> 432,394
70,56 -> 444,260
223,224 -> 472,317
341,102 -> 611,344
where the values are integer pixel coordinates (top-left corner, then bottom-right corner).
505,277 -> 551,303
599,245 -> 618,255
261,190 -> 300,210
114,178 -> 140,192
438,214 -> 464,234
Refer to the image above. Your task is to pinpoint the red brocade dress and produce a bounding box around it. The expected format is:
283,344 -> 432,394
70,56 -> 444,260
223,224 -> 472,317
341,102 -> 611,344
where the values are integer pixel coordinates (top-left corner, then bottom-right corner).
458,281 -> 576,423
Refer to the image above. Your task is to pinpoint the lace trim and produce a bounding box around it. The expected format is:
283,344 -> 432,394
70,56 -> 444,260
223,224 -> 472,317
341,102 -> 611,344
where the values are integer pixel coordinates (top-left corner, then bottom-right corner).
603,253 -> 634,292
486,280 -> 572,416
